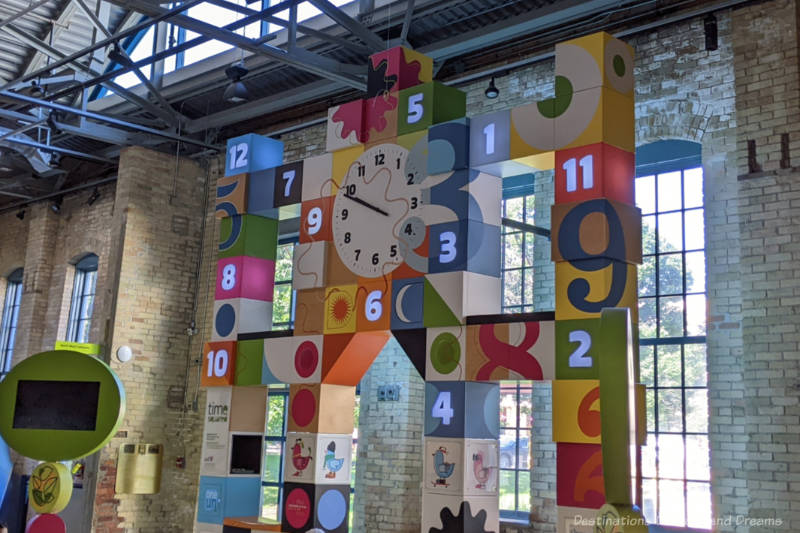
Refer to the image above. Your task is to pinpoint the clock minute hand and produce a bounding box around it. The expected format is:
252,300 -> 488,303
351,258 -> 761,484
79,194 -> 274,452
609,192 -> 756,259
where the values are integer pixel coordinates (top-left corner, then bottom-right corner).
343,193 -> 389,217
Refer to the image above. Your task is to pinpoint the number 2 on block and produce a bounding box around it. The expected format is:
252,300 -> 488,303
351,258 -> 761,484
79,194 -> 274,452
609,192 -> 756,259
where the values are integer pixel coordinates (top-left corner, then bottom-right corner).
568,330 -> 592,368
432,391 -> 454,425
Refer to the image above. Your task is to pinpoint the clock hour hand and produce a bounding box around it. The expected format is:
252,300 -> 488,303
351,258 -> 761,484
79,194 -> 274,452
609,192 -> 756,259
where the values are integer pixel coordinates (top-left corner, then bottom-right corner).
343,193 -> 389,217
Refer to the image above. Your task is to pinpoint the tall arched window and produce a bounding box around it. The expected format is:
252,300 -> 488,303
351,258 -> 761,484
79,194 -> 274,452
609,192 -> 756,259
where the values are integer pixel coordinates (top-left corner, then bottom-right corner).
66,254 -> 99,343
0,267 -> 23,373
635,140 -> 710,529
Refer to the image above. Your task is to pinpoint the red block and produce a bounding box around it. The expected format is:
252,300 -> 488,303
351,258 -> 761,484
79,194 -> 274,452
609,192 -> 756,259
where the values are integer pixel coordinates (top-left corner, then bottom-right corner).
554,143 -> 634,205
556,442 -> 605,509
363,93 -> 398,144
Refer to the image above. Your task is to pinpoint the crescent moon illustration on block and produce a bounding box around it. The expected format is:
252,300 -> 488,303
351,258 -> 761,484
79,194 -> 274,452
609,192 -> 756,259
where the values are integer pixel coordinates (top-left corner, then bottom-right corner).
395,284 -> 413,323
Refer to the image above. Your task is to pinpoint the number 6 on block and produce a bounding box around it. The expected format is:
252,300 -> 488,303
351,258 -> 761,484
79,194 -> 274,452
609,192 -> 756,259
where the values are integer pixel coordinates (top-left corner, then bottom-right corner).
201,341 -> 236,387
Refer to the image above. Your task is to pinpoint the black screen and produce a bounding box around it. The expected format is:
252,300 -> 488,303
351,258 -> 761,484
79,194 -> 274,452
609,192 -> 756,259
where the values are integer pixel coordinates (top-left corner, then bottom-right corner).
13,380 -> 101,431
230,434 -> 262,475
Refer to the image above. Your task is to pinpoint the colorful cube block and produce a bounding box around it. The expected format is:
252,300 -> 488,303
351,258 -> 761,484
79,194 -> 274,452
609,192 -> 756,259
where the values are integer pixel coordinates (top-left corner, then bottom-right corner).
391,277 -> 425,329
397,82 -> 466,135
367,46 -> 433,97
555,32 -> 634,97
321,331 -> 390,385
287,383 -> 356,434
428,220 -> 501,277
202,341 -> 237,387
423,169 -> 501,225
555,318 -> 602,380
554,260 -> 638,321
552,379 -> 602,444
301,153 -> 335,201
556,442 -> 605,509
273,161 -> 303,207
465,320 -> 555,381
215,173 -> 247,218
554,143 -> 634,205
263,335 -> 323,384
424,381 -> 499,439
326,100 -> 365,152
225,133 -> 283,176
363,93 -> 398,144
282,482 -> 350,533
468,110 -> 535,177
292,241 -> 328,290
423,271 -> 501,327
284,433 -> 353,485
211,298 -> 272,341
428,118 -> 470,174
215,256 -> 275,301
421,496 -> 499,533
218,214 -> 278,260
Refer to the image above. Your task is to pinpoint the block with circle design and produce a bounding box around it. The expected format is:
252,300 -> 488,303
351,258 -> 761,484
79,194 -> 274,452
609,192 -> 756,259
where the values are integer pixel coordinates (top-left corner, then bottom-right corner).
555,32 -> 634,97
215,173 -> 247,219
556,442 -> 605,509
292,241 -> 328,291
294,288 -> 325,335
234,338 -> 263,386
326,100 -> 365,152
273,161 -> 303,207
465,320 -> 555,381
554,86 -> 634,153
422,437 -> 500,497
299,196 -> 334,244
554,143 -> 634,205
367,46 -> 433,97
551,199 -> 641,265
468,110 -> 535,177
323,285 -> 358,334
355,279 -> 392,331
218,215 -> 278,260
287,383 -> 355,434
201,341 -> 237,387
283,433 -> 354,486
423,271 -> 501,328
428,118 -> 470,174
322,331 -> 390,385
263,334 -> 323,384
554,260 -> 638,321
421,495 -> 499,533
552,379 -> 602,444
211,298 -> 272,341
281,482 -> 351,533
424,381 -> 499,439
426,326 -> 467,381
215,256 -> 275,302
363,92 -> 398,144
301,153 -> 336,201
428,220 -> 501,277
423,169 -> 501,225
555,318 -> 602,380
391,277 -> 425,329
397,82 -> 466,136
224,133 -> 284,177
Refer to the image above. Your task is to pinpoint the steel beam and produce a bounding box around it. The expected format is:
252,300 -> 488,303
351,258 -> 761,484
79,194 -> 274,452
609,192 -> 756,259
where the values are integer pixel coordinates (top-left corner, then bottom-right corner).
1,136 -> 114,164
400,0 -> 416,45
308,0 -> 384,50
0,0 -> 54,31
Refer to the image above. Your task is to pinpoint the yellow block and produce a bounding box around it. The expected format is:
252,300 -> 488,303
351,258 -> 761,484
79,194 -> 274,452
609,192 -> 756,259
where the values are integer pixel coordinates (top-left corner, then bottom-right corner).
552,379 -> 601,444
554,261 -> 638,321
331,144 -> 364,188
324,285 -> 358,334
29,462 -> 73,513
555,87 -> 634,153
556,32 -> 635,97
54,341 -> 100,355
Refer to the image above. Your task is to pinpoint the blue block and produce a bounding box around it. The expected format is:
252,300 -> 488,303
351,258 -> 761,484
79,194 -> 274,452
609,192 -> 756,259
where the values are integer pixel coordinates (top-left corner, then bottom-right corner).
428,118 -> 470,174
428,220 -> 501,277
224,477 -> 262,517
226,133 -> 284,176
197,476 -> 226,524
424,381 -> 499,438
391,278 -> 425,329
0,435 -> 11,507
247,168 -> 279,218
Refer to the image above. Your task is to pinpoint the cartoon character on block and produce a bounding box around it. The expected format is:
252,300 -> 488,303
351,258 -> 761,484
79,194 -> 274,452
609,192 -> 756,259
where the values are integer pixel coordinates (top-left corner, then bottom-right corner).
291,439 -> 313,476
323,441 -> 345,479
432,446 -> 455,487
472,451 -> 496,490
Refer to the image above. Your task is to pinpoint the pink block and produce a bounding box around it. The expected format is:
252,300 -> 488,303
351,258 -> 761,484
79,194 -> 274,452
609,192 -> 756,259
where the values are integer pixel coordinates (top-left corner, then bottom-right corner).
216,256 -> 275,301
26,514 -> 66,533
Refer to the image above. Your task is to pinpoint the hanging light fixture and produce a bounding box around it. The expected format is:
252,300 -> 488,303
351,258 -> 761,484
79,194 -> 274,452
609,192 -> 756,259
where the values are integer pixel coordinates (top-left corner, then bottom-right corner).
223,60 -> 250,104
485,76 -> 499,99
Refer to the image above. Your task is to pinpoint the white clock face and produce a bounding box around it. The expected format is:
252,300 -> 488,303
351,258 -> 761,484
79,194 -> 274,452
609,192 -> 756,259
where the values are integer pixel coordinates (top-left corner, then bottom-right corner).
332,143 -> 424,277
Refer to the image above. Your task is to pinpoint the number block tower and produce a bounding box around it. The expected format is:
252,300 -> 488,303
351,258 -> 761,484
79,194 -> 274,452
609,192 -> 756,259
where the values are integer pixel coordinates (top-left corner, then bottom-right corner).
198,31 -> 647,533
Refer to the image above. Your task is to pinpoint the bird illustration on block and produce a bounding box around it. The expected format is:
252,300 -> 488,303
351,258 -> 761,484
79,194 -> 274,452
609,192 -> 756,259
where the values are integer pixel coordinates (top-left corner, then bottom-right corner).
323,441 -> 345,478
432,446 -> 456,487
291,439 -> 313,476
472,451 -> 496,490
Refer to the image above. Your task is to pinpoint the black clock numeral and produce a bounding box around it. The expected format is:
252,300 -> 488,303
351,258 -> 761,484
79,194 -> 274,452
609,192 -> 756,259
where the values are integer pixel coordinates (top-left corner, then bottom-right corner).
341,208 -> 348,220
410,197 -> 418,209
404,223 -> 414,235
396,158 -> 401,170
374,153 -> 385,166
371,252 -> 380,265
390,245 -> 397,257
407,173 -> 415,185
355,249 -> 361,261
357,165 -> 365,177
346,184 -> 357,195
344,232 -> 351,244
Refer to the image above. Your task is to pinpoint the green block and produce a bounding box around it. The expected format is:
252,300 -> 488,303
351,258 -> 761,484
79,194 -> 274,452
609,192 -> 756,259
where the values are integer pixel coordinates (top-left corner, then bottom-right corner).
598,308 -> 635,506
235,339 -> 264,386
423,279 -> 460,327
555,318 -> 602,379
397,82 -> 466,136
219,214 -> 278,260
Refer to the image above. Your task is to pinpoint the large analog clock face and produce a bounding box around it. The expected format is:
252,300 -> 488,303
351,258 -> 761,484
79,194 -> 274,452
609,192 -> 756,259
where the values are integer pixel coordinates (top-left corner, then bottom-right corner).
332,143 -> 424,278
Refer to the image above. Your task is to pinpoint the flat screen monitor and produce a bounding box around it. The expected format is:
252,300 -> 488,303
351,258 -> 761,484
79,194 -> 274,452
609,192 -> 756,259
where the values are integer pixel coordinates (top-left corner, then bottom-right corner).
12,380 -> 101,431
230,434 -> 262,475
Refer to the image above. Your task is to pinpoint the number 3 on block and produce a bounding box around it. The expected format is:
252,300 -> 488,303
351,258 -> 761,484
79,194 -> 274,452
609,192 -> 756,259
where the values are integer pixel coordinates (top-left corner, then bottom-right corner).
202,342 -> 236,386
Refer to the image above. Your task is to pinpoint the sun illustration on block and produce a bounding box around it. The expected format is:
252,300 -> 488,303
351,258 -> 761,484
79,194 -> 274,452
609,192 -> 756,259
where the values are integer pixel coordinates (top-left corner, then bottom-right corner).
325,287 -> 356,332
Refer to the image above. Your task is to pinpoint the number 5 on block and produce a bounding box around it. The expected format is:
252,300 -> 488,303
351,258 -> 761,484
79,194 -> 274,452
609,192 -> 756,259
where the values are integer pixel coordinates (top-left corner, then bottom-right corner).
202,341 -> 237,387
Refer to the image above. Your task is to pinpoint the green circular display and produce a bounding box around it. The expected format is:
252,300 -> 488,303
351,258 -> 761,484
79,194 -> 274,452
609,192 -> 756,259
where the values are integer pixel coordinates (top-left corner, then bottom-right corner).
0,350 -> 125,461
431,333 -> 461,374
613,54 -> 626,77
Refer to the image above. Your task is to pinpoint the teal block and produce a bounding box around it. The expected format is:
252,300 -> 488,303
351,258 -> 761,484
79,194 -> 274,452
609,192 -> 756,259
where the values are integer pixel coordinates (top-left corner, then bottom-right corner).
428,118 -> 470,174
219,214 -> 278,260
424,381 -> 499,438
397,82 -> 466,136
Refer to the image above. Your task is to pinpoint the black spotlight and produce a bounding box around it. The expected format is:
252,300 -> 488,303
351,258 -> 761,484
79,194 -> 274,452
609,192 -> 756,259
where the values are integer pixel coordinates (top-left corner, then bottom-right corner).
47,111 -> 61,135
704,13 -> 718,52
50,197 -> 62,214
30,81 -> 45,98
223,60 -> 250,104
485,76 -> 499,99
16,209 -> 25,220
87,187 -> 100,206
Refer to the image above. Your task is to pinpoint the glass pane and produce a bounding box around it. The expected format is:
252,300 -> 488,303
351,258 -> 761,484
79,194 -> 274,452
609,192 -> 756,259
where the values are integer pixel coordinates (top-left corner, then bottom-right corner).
499,470 -> 516,511
685,251 -> 706,293
685,389 -> 708,433
639,345 -> 654,387
658,479 -> 686,527
642,215 -> 656,255
505,197 -> 523,221
266,395 -> 286,436
683,167 -> 704,209
272,285 -> 293,326
639,256 -> 656,297
635,175 -> 656,214
686,481 -> 711,529
523,269 -> 534,307
656,345 -> 682,387
518,470 -> 531,511
658,433 -> 684,479
524,234 -> 534,267
686,435 -> 710,481
261,485 -> 280,521
499,429 -> 516,469
646,389 -> 655,432
684,209 -> 705,250
525,195 -> 535,225
518,385 -> 532,428
263,441 -> 282,482
684,344 -> 707,386
277,244 -> 294,281
500,388 -> 518,427
657,212 -> 683,252
639,298 -> 657,339
642,478 -> 657,524
657,171 -> 682,212
686,294 -> 706,336
503,269 -> 522,306
504,232 -> 524,269
658,296 -> 685,337
518,433 -> 530,470
642,435 -> 656,478
658,253 -> 683,295
77,320 -> 90,343
84,271 -> 97,295
80,294 -> 95,319
658,389 -> 683,432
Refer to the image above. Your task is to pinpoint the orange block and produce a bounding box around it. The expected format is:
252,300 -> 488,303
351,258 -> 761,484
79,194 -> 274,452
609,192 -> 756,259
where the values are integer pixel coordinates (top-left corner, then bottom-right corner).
356,279 -> 392,331
322,331 -> 391,385
300,196 -> 334,243
294,288 -> 325,335
201,341 -> 237,386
